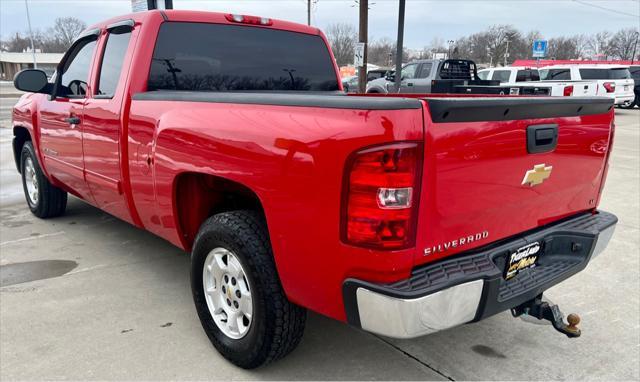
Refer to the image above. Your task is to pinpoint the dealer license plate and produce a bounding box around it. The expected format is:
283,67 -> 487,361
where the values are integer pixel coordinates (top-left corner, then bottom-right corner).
504,242 -> 541,280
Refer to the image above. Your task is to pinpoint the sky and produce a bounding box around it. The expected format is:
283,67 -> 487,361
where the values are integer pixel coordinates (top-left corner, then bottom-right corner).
1,0 -> 639,49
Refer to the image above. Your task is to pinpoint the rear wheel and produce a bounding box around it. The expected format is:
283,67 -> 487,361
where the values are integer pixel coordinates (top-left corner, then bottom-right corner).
191,210 -> 306,369
618,100 -> 636,109
21,141 -> 67,218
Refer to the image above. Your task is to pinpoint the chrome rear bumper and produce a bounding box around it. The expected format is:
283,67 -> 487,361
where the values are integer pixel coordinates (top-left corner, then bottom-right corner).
343,211 -> 617,339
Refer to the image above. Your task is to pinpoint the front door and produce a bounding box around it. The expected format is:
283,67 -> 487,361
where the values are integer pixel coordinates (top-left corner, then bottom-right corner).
399,63 -> 419,93
39,36 -> 98,201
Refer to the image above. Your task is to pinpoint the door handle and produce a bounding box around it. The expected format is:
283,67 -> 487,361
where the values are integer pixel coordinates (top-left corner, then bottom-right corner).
64,116 -> 81,125
407,82 -> 414,86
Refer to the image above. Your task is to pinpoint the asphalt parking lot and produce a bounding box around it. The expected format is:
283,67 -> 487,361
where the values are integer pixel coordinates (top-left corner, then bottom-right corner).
0,92 -> 638,380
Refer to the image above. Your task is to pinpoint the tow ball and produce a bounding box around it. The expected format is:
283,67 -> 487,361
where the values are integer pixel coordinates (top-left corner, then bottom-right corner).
511,295 -> 581,338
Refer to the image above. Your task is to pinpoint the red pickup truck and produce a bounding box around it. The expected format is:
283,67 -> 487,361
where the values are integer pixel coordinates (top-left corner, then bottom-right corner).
12,10 -> 617,368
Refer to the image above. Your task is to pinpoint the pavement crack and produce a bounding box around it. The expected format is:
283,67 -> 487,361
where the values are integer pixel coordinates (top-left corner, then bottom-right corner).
373,334 -> 455,381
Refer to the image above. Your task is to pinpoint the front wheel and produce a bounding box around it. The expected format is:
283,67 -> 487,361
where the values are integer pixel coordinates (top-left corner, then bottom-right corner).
191,210 -> 306,369
21,141 -> 67,218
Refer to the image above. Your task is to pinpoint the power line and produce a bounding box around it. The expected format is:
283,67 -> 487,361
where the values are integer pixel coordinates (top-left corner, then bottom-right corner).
572,0 -> 640,18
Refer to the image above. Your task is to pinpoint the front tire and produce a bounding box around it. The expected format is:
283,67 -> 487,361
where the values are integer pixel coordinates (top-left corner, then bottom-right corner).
21,141 -> 67,218
191,210 -> 306,369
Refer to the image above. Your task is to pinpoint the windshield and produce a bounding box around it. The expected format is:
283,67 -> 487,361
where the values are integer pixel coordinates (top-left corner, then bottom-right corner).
148,22 -> 339,92
579,68 -> 631,80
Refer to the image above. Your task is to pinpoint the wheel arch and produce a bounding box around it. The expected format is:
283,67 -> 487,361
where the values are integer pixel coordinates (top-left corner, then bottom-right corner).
172,172 -> 267,252
12,125 -> 32,173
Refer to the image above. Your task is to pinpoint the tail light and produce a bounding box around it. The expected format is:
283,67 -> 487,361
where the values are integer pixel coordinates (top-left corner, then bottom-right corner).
342,142 -> 422,249
563,85 -> 574,97
603,82 -> 615,93
225,14 -> 273,26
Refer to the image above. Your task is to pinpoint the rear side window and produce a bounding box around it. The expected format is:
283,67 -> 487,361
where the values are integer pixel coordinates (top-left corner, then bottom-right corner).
97,30 -> 132,97
148,22 -> 339,91
579,68 -> 631,80
491,70 -> 511,82
418,63 -> 432,78
540,69 -> 571,80
630,66 -> 640,80
516,70 -> 539,82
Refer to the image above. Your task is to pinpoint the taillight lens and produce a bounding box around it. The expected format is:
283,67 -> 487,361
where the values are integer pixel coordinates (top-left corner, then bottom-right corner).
563,85 -> 574,97
342,142 -> 422,249
603,82 -> 615,93
225,14 -> 273,25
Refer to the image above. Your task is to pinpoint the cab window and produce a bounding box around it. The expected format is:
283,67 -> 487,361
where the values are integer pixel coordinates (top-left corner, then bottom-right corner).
491,70 -> 511,83
401,63 -> 418,80
58,38 -> 97,97
96,29 -> 132,98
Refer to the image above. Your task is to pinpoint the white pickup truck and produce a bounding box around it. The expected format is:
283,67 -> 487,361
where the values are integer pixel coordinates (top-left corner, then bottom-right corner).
478,66 -> 597,97
539,65 -> 634,105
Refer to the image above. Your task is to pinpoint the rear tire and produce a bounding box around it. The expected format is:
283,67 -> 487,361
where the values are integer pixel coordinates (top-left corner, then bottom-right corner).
191,210 -> 306,369
618,100 -> 635,109
21,141 -> 67,218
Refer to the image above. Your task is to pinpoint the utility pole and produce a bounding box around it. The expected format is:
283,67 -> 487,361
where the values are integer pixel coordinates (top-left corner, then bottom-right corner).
357,0 -> 368,94
504,38 -> 510,66
447,40 -> 455,59
394,0 -> 405,93
632,31 -> 639,64
307,0 -> 311,25
24,0 -> 37,69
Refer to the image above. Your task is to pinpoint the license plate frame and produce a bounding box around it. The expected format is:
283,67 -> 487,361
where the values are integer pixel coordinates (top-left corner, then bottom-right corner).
504,241 -> 541,280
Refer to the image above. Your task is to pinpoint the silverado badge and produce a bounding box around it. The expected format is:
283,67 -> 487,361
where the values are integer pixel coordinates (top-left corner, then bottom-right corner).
522,164 -> 552,187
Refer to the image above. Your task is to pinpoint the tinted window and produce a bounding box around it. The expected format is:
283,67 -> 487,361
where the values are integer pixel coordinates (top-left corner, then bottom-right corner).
418,63 -> 432,78
539,69 -> 571,80
516,69 -> 539,82
491,70 -> 511,82
148,23 -> 339,91
97,30 -> 132,97
401,63 -> 418,79
477,70 -> 489,80
580,68 -> 631,80
630,66 -> 640,80
59,38 -> 97,97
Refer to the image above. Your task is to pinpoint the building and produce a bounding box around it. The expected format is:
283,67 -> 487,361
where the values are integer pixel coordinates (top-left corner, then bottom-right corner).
0,52 -> 64,80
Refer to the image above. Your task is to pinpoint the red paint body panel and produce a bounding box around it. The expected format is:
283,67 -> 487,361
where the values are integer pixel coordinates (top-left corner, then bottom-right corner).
12,10 -> 615,322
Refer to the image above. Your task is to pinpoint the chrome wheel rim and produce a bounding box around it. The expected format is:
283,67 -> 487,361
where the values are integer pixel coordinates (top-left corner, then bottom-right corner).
24,157 -> 39,206
203,247 -> 253,339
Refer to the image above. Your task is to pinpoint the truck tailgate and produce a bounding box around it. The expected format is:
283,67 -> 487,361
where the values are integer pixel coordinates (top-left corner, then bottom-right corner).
415,96 -> 614,266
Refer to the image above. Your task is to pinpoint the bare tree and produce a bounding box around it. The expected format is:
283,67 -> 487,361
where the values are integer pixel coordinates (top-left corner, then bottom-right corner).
325,23 -> 357,67
607,28 -> 640,60
47,17 -> 87,52
586,31 -> 612,58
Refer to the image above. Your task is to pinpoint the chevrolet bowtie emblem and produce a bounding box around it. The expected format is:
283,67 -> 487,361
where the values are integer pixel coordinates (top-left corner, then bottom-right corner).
522,164 -> 552,186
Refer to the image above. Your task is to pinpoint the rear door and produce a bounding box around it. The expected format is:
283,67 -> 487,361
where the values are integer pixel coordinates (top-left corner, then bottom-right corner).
39,34 -> 98,201
411,62 -> 434,93
81,22 -> 135,223
415,97 -> 613,265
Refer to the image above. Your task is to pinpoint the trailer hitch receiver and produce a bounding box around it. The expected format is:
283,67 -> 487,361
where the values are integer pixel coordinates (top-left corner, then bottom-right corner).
511,295 -> 581,338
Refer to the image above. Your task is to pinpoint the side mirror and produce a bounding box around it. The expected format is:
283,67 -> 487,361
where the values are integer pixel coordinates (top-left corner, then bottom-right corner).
13,69 -> 51,94
385,74 -> 395,82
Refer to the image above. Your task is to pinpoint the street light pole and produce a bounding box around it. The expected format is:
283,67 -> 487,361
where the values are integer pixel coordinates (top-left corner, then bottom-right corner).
394,0 -> 405,93
357,0 -> 368,94
307,0 -> 311,25
24,0 -> 37,69
447,40 -> 454,59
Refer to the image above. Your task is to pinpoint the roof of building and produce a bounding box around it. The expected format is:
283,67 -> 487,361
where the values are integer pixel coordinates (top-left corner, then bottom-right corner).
0,52 -> 64,64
